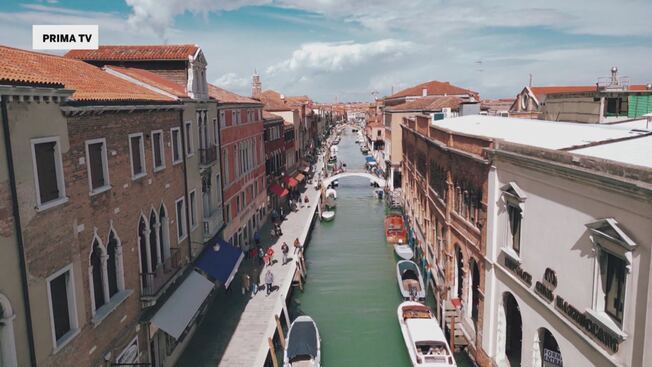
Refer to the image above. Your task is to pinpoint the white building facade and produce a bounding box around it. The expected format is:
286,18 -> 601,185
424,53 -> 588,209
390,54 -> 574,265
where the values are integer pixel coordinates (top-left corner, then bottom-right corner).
482,141 -> 652,367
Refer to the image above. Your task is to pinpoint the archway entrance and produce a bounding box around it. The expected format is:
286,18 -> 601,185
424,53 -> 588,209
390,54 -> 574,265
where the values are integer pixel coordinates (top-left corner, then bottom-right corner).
470,259 -> 480,323
504,292 -> 522,366
536,328 -> 563,367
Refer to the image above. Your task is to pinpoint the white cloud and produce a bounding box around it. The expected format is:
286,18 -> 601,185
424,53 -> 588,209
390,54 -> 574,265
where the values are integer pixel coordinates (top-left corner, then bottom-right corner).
214,72 -> 250,91
266,39 -> 414,74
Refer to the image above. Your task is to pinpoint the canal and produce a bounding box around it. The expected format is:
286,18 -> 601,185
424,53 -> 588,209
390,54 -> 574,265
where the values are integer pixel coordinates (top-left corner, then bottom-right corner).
288,127 -> 475,366
178,126 -> 474,366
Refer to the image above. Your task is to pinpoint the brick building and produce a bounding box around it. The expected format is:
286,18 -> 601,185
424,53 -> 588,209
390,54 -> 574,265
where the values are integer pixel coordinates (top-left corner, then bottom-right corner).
209,84 -> 266,249
385,80 -> 479,190
263,111 -> 288,212
0,45 -> 217,367
402,114 -> 491,365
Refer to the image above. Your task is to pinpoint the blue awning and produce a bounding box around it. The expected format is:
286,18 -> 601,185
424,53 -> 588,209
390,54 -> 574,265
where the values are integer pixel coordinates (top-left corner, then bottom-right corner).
365,156 -> 376,163
195,237 -> 244,288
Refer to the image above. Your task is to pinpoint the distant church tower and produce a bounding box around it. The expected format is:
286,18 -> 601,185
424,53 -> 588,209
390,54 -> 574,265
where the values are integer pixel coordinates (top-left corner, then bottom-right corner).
252,70 -> 262,98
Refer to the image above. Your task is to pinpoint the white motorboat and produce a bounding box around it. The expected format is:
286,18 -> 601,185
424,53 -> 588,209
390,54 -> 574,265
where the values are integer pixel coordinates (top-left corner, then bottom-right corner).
396,260 -> 426,301
397,302 -> 456,367
330,180 -> 339,188
321,211 -> 335,222
394,244 -> 414,260
284,315 -> 321,367
325,188 -> 337,199
374,188 -> 384,199
325,196 -> 336,209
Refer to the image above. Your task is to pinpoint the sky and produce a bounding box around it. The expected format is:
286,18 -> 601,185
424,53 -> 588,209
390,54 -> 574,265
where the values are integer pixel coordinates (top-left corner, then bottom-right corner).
0,0 -> 650,102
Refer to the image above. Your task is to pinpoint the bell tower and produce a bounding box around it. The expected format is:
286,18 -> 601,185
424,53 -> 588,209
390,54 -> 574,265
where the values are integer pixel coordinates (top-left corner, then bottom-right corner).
251,69 -> 262,98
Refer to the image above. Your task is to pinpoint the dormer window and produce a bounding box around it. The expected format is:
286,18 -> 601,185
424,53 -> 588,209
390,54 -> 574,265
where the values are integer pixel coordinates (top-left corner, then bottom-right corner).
501,182 -> 526,258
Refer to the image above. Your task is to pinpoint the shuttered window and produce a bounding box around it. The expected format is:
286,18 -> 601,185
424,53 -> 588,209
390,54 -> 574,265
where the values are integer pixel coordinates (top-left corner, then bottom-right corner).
152,131 -> 164,170
86,140 -> 108,191
171,128 -> 181,163
34,141 -> 60,203
129,134 -> 145,177
50,272 -> 71,339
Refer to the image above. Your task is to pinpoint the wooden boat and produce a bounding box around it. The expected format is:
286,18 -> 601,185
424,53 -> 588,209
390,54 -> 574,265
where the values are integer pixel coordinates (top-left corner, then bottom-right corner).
394,244 -> 413,260
374,188 -> 384,199
385,214 -> 407,244
321,211 -> 335,222
284,315 -> 321,367
397,302 -> 456,367
396,260 -> 426,301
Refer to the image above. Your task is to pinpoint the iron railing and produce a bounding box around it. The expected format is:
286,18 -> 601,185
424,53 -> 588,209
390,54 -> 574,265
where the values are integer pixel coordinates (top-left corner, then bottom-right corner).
199,145 -> 218,165
140,247 -> 181,298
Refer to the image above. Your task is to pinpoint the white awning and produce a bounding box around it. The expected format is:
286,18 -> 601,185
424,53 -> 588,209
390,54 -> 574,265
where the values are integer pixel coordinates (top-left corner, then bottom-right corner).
151,271 -> 214,339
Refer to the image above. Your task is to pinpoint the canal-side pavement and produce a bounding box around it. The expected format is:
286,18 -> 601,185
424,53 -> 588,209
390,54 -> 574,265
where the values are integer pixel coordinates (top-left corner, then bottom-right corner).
217,161 -> 324,366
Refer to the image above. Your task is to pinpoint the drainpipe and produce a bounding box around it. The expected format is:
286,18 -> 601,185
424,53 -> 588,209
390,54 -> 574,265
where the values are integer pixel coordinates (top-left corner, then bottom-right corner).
179,110 -> 193,260
1,95 -> 38,367
216,105 -> 226,237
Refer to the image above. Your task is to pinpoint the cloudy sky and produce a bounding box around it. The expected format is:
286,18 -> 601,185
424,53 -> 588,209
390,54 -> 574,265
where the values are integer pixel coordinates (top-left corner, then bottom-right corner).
1,0 -> 650,101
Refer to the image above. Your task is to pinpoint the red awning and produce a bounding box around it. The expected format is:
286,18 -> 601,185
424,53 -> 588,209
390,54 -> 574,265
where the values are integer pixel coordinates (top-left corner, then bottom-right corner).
283,176 -> 299,188
269,183 -> 289,197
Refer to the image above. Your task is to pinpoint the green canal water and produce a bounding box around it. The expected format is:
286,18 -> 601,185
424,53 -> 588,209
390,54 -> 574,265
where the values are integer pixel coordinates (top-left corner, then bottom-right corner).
178,127 -> 474,366
287,128 -> 475,366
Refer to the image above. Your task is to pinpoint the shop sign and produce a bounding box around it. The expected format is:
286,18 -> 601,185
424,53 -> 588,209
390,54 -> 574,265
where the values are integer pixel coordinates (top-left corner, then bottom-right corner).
543,348 -> 563,367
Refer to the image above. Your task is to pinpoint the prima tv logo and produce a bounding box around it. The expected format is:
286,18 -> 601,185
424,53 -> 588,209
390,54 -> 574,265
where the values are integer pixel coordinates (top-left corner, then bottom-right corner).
32,25 -> 98,50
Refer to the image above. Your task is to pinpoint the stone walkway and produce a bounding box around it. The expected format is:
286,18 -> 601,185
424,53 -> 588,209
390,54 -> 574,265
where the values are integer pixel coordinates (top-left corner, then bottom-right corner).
218,159 -> 324,366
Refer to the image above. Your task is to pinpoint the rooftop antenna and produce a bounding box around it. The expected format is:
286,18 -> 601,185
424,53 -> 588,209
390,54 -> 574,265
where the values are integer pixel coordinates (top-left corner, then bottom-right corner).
528,73 -> 533,87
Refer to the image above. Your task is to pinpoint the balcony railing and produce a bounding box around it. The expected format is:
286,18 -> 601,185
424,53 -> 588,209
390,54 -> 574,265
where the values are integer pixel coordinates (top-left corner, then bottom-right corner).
199,145 -> 218,166
203,207 -> 223,240
140,247 -> 182,298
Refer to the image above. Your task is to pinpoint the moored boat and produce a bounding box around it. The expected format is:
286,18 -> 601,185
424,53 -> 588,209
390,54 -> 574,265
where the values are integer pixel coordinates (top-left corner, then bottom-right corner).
284,315 -> 321,367
396,260 -> 426,301
321,210 -> 335,221
325,188 -> 337,199
397,302 -> 456,366
385,214 -> 407,244
394,243 -> 413,260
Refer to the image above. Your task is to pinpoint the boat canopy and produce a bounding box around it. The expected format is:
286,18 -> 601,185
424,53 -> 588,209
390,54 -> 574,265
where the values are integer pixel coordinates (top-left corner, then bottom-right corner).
287,320 -> 318,361
398,261 -> 419,276
405,318 -> 447,343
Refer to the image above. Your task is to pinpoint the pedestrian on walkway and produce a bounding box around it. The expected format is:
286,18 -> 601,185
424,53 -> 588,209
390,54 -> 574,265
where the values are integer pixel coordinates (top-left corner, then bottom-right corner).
281,242 -> 289,265
265,269 -> 274,296
251,272 -> 258,296
241,273 -> 251,295
294,237 -> 301,252
254,230 -> 261,245
266,247 -> 275,266
258,246 -> 265,266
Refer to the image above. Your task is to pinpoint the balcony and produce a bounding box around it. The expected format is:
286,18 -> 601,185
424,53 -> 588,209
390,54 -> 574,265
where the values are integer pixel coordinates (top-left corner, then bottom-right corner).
199,145 -> 218,166
140,247 -> 182,299
203,207 -> 224,241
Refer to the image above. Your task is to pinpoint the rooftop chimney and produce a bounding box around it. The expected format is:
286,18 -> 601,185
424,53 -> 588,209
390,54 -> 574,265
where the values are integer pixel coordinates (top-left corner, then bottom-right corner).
422,88 -> 428,97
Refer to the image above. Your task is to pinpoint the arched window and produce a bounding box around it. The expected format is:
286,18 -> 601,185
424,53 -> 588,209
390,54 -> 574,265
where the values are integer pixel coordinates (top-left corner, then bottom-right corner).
149,210 -> 160,270
90,239 -> 106,311
106,230 -> 120,297
0,294 -> 18,367
159,205 -> 171,261
138,216 -> 149,273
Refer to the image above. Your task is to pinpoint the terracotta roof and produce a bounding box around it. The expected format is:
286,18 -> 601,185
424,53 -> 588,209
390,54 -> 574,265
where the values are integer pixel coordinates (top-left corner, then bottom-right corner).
65,44 -> 199,61
105,66 -> 187,98
386,96 -> 463,112
0,45 -> 173,101
389,80 -> 478,99
259,90 -> 294,111
286,95 -> 312,106
263,111 -> 283,121
208,83 -> 260,104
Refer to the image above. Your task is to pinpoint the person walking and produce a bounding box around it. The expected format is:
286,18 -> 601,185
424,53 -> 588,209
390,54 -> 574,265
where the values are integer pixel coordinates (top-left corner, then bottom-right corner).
241,273 -> 251,295
293,237 -> 301,252
251,269 -> 259,296
281,242 -> 289,265
265,269 -> 274,296
266,247 -> 275,266
258,246 -> 265,266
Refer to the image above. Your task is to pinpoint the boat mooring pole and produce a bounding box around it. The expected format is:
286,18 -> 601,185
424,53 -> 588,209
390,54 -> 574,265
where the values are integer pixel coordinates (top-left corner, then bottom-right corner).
275,315 -> 286,348
282,299 -> 291,326
268,337 -> 279,367
450,312 -> 456,352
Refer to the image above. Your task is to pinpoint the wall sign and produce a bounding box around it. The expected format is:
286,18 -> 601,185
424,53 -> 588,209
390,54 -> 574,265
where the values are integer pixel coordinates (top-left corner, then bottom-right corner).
555,296 -> 620,353
535,268 -> 557,303
504,256 -> 532,286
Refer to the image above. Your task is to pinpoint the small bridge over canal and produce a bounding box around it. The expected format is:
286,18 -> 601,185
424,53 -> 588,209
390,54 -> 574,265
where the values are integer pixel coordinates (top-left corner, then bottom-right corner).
323,169 -> 386,188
